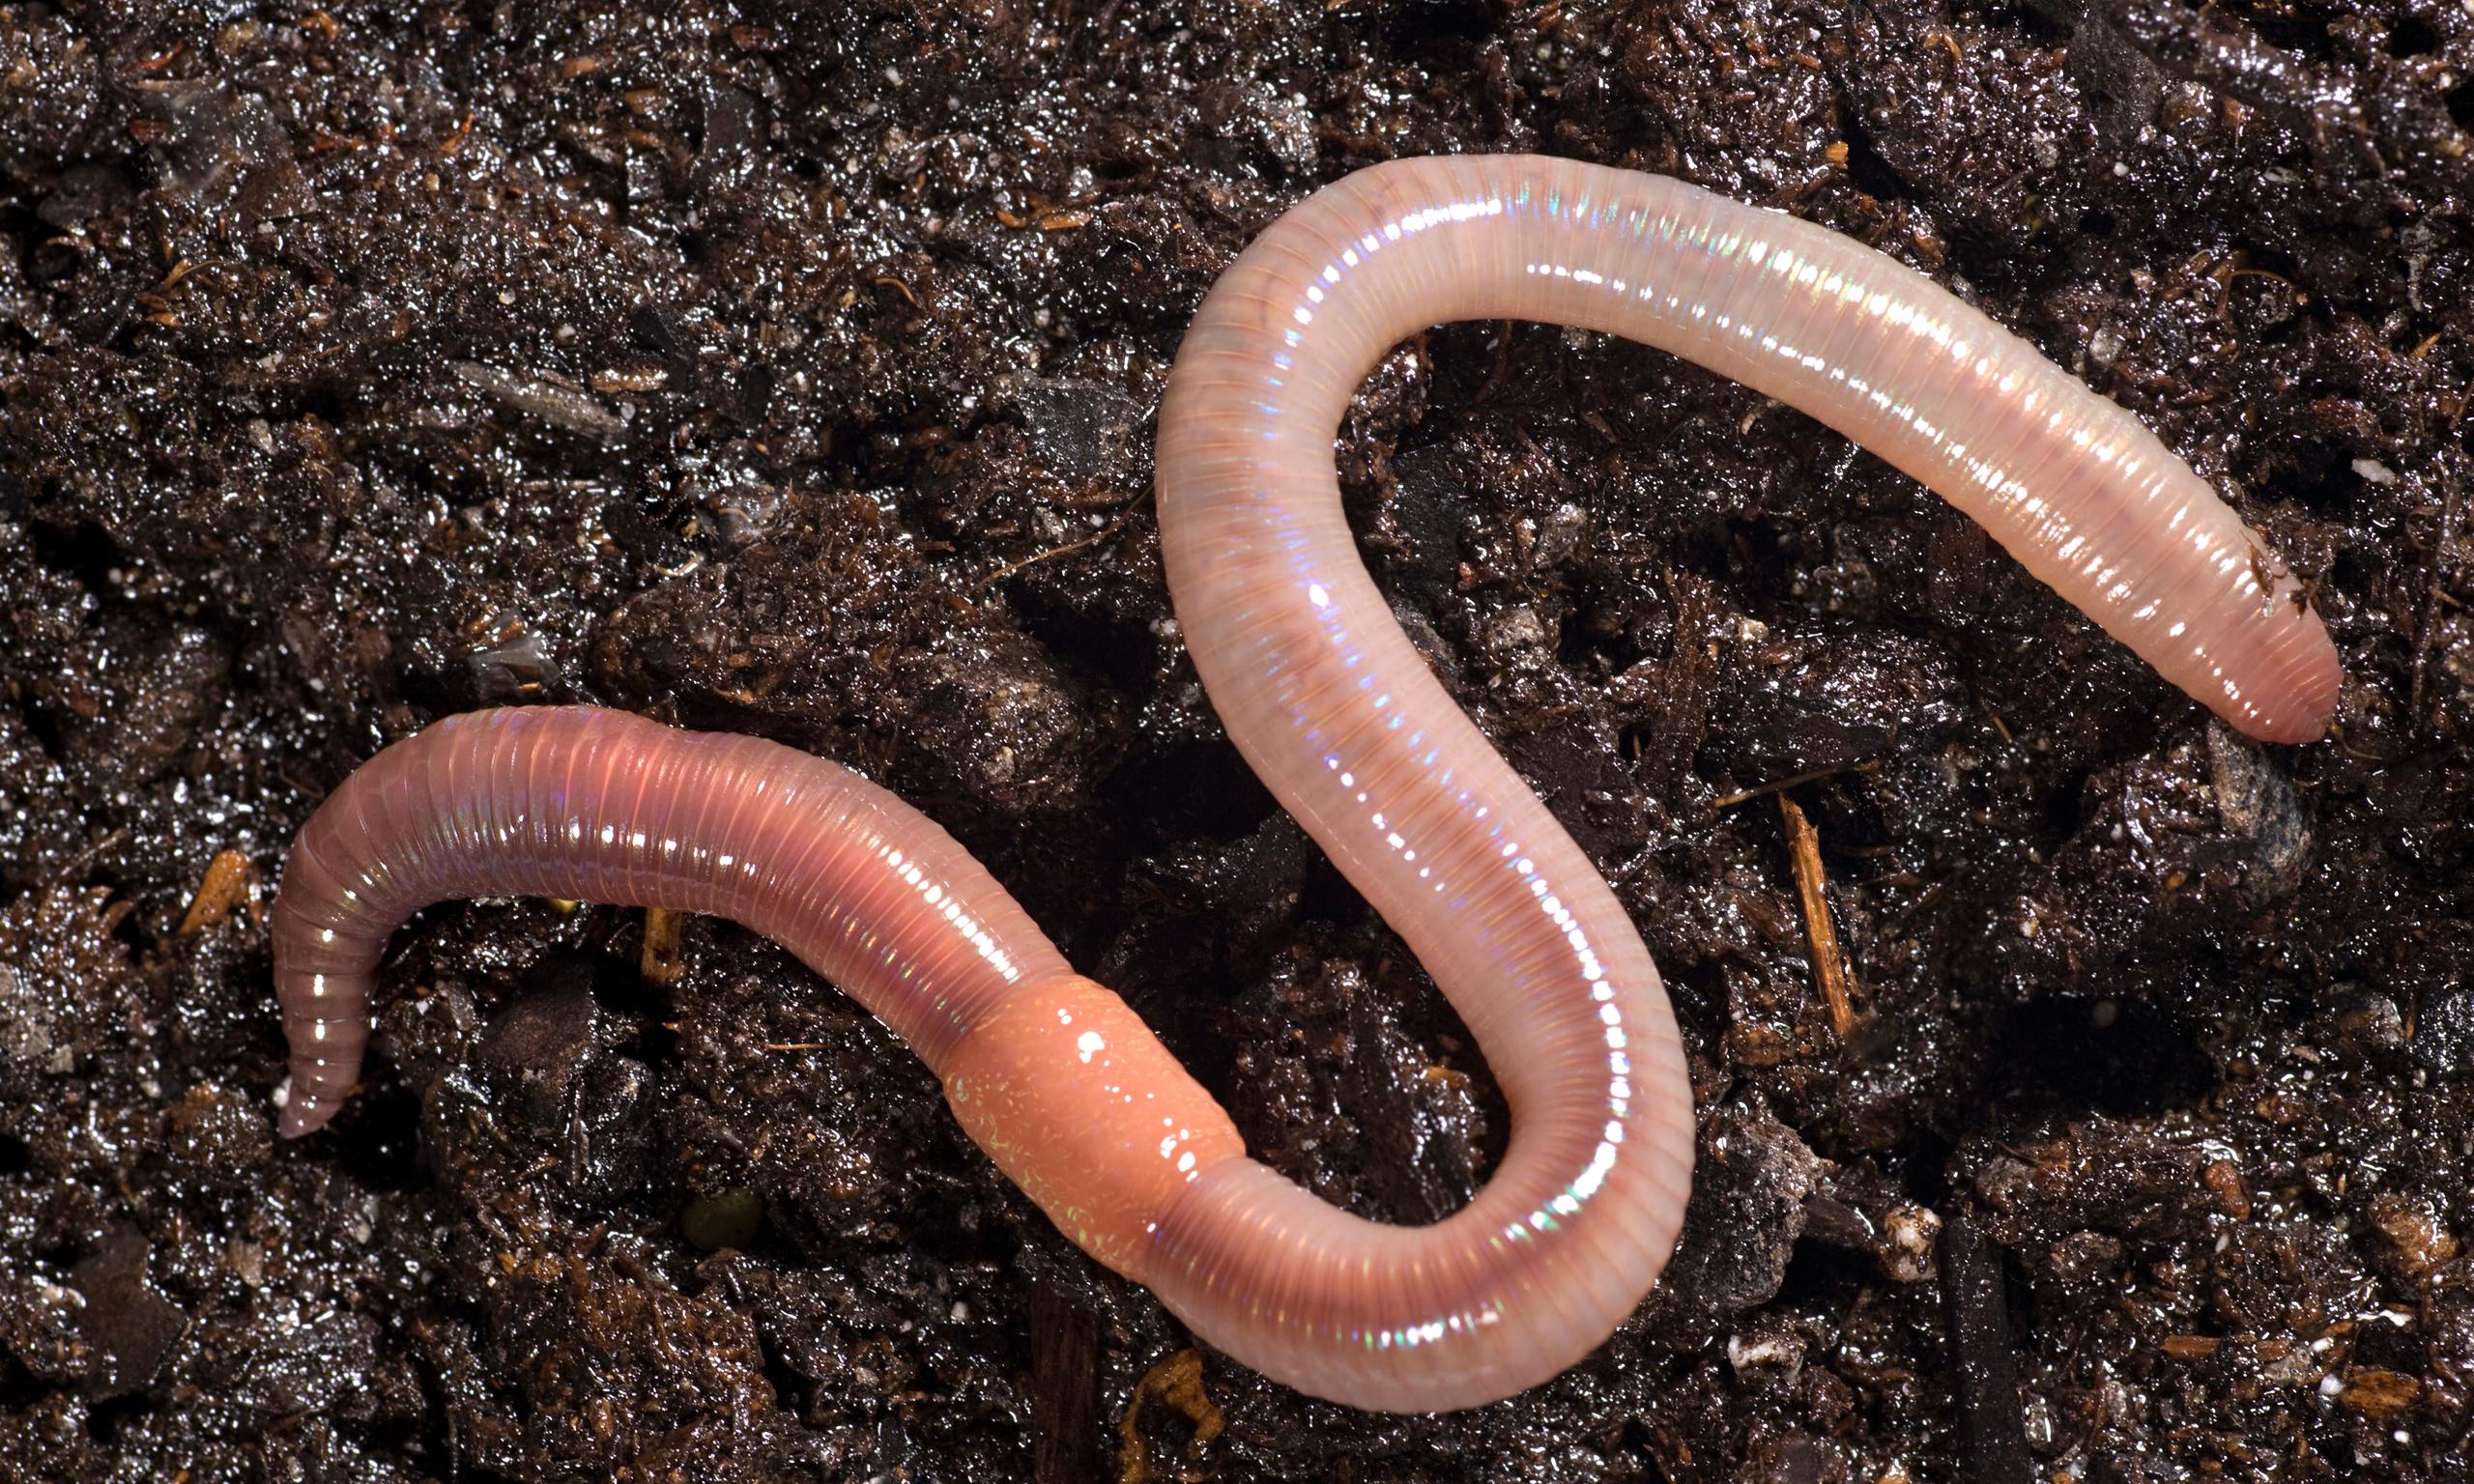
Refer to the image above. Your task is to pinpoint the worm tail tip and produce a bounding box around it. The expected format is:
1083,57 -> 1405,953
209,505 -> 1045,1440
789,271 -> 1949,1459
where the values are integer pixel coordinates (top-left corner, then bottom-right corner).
275,1084 -> 336,1139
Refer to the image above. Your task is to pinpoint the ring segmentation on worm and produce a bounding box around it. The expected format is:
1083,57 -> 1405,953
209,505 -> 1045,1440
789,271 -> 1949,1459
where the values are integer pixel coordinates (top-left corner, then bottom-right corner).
271,155 -> 2340,1412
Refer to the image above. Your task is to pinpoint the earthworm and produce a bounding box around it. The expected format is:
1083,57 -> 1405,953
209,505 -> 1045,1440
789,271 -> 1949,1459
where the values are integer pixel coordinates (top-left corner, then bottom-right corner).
273,155 -> 2340,1413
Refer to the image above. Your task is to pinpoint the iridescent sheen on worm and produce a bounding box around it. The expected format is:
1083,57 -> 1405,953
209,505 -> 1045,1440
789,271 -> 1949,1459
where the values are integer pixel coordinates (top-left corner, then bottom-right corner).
272,155 -> 2337,1414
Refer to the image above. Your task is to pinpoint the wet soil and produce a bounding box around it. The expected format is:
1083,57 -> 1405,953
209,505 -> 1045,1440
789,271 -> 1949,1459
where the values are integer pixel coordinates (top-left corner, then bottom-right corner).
3,1 -> 2471,1479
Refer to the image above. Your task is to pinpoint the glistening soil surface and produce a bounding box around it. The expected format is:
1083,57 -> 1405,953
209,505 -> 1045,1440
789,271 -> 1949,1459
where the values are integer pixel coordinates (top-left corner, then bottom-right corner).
3,1 -> 2471,1480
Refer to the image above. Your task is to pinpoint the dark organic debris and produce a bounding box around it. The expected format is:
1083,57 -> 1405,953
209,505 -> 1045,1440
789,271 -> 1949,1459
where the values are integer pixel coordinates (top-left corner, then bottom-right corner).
1938,1213 -> 2034,1484
0,0 -> 2466,1477
1030,1282 -> 1104,1484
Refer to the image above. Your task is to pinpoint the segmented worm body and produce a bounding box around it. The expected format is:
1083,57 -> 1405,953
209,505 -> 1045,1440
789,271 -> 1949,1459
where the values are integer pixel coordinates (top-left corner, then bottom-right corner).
273,156 -> 2338,1413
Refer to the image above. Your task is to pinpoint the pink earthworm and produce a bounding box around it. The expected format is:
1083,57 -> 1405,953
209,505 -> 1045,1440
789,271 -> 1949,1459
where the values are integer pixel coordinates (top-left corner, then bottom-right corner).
272,155 -> 2340,1413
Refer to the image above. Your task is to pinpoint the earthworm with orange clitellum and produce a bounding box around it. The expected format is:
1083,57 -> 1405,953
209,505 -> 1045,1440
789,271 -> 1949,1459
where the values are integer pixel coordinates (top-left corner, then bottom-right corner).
271,155 -> 2340,1413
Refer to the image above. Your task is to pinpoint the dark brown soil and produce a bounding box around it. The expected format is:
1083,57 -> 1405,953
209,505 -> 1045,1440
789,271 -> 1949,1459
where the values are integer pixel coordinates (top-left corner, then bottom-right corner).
3,1 -> 2470,1479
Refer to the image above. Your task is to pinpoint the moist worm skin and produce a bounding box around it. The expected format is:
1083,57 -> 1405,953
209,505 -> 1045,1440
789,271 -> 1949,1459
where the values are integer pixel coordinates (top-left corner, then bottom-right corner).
1145,153 -> 2334,1407
273,155 -> 2341,1416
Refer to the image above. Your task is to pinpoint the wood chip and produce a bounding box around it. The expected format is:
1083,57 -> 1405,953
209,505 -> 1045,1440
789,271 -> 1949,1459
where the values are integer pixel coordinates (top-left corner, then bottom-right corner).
2338,1368 -> 2425,1416
1779,794 -> 1858,1038
178,849 -> 259,936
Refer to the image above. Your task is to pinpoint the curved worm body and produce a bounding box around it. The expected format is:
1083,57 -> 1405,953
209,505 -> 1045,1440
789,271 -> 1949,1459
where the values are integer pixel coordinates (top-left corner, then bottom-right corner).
273,156 -> 2338,1413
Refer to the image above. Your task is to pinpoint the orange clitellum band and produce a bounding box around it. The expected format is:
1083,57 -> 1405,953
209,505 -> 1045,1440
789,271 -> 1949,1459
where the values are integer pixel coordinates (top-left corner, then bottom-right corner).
942,976 -> 1244,1280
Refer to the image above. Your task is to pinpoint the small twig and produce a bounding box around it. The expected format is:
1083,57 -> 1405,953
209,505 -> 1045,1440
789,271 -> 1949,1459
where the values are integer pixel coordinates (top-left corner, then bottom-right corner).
42,828 -> 130,889
973,488 -> 1153,590
1712,756 -> 1882,809
1778,794 -> 1858,1039
640,906 -> 686,985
